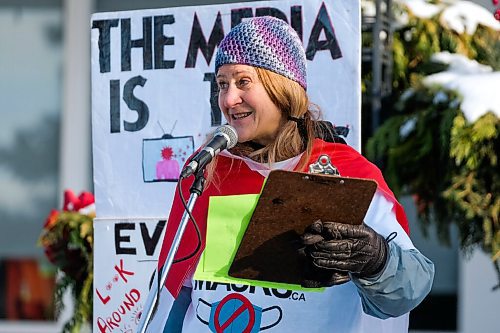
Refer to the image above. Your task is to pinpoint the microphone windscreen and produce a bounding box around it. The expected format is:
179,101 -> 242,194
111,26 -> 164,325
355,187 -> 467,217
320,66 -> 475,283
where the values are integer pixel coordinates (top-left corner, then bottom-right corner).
216,125 -> 238,149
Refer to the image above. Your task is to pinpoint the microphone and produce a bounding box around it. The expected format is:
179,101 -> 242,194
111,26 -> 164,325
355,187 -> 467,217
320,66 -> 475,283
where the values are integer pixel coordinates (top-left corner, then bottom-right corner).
180,125 -> 238,178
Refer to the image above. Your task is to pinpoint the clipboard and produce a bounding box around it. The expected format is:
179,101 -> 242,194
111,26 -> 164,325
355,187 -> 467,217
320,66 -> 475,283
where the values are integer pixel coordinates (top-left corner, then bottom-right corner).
228,169 -> 377,285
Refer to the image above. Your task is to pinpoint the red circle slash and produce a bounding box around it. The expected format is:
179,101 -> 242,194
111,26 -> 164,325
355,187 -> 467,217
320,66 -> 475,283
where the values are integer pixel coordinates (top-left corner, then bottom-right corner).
213,293 -> 255,333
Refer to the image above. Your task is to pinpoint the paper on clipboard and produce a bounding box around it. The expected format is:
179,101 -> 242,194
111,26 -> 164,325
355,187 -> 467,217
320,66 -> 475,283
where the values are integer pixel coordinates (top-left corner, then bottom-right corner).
228,169 -> 377,285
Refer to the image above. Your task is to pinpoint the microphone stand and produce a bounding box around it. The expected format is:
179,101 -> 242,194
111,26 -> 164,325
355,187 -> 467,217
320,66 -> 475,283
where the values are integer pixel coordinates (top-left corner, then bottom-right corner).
136,170 -> 206,333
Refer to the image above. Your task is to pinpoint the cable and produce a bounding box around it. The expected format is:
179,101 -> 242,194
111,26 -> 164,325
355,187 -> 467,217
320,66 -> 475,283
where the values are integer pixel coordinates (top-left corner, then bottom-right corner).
172,175 -> 202,263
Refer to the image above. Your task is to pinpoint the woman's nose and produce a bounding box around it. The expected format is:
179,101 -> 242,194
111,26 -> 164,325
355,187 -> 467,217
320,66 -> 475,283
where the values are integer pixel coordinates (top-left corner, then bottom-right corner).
221,84 -> 242,109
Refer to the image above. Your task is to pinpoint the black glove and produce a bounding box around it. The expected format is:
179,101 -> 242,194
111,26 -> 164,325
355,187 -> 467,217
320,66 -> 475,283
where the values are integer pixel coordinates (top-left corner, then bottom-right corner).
300,220 -> 389,288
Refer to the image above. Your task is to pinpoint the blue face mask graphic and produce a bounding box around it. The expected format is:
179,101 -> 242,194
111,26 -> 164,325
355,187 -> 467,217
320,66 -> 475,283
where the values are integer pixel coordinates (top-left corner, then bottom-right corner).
196,294 -> 282,333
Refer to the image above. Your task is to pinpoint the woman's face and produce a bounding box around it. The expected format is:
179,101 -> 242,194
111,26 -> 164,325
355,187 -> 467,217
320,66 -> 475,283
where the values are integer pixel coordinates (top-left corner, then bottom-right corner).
217,64 -> 283,145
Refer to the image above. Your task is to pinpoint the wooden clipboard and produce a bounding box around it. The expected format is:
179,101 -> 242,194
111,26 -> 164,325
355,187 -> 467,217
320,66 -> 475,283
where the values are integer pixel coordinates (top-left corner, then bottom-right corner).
228,169 -> 377,285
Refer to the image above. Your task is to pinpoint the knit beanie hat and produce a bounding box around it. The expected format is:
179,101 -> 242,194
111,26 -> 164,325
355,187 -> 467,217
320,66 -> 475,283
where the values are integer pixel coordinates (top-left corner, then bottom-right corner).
215,16 -> 307,90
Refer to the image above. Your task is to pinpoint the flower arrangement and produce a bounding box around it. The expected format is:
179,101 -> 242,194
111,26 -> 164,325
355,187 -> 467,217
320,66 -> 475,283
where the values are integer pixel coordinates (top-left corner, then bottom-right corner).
38,190 -> 95,333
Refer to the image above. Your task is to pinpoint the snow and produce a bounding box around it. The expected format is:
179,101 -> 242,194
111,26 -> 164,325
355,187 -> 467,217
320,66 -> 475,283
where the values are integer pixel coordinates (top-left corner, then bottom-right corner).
398,0 -> 500,34
399,116 -> 417,138
423,52 -> 500,122
363,1 -> 499,123
361,0 -> 377,17
432,52 -> 493,74
440,1 -> 500,34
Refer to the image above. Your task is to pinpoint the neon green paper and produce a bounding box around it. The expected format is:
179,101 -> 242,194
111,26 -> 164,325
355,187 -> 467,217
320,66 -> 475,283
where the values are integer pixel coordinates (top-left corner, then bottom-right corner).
194,194 -> 323,292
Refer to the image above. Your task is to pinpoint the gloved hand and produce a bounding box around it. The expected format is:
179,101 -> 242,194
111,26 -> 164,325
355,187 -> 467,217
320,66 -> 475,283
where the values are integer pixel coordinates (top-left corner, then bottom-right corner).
300,220 -> 389,288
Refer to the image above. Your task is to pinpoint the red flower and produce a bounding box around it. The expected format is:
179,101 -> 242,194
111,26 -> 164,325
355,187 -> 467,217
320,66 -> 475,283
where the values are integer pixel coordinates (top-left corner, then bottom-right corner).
493,0 -> 499,6
63,189 -> 95,212
63,190 -> 79,211
495,8 -> 500,21
44,209 -> 59,229
76,191 -> 95,211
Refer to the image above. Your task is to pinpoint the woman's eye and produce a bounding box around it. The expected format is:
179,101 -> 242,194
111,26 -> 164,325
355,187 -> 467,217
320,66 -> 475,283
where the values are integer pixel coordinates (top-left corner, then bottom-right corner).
238,78 -> 250,87
217,81 -> 228,90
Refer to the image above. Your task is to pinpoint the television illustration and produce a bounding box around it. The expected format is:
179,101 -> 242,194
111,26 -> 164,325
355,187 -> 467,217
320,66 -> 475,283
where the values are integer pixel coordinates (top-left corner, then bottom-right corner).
142,134 -> 195,182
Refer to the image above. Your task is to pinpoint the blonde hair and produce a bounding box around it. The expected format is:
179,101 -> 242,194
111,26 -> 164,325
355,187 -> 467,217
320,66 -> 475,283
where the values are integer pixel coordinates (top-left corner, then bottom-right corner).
250,67 -> 319,167
205,67 -> 321,186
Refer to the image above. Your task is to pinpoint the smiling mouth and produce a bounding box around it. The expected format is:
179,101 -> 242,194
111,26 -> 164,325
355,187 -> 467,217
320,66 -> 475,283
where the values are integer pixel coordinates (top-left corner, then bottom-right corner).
231,112 -> 252,120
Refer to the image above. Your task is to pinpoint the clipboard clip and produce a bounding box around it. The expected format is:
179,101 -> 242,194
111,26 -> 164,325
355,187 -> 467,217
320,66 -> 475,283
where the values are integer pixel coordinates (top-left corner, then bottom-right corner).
308,154 -> 340,176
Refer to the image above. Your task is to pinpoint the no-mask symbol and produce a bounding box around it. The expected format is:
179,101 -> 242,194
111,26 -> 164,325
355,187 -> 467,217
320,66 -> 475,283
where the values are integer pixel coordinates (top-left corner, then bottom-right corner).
196,293 -> 282,333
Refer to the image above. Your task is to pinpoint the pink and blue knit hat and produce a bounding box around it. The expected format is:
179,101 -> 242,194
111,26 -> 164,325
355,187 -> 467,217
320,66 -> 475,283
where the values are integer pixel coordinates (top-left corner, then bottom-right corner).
215,16 -> 307,90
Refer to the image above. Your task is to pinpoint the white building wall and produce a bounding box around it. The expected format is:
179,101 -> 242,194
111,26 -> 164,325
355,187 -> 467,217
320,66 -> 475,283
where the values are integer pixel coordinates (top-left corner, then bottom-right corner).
59,0 -> 94,195
459,251 -> 500,333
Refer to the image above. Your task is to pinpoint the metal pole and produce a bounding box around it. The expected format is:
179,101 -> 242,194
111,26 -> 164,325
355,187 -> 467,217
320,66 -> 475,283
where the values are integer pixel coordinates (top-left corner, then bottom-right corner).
136,191 -> 200,333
